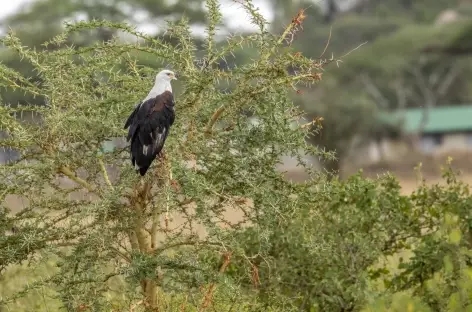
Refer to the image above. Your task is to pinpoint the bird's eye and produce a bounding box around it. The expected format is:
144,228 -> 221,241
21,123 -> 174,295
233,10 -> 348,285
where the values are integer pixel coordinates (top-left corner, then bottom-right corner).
167,73 -> 171,76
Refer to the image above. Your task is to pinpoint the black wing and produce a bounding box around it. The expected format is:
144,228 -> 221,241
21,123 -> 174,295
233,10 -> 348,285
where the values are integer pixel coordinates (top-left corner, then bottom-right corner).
124,103 -> 141,141
124,91 -> 175,176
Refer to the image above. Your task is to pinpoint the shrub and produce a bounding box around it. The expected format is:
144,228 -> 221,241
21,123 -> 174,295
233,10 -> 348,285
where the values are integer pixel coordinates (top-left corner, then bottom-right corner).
232,161 -> 472,311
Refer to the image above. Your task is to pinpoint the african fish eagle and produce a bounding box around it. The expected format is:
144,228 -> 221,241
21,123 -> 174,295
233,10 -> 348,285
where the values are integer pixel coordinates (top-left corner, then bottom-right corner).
124,69 -> 177,176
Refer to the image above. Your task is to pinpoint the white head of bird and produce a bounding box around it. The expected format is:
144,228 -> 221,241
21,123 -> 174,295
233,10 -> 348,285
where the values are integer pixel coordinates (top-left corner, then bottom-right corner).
156,69 -> 177,82
144,69 -> 177,101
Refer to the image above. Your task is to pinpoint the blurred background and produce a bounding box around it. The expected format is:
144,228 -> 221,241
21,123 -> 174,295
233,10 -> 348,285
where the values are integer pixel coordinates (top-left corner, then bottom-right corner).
1,0 -> 472,192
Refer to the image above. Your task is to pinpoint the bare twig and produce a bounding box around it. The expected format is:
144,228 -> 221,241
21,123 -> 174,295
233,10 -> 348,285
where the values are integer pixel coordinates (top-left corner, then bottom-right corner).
110,246 -> 131,263
339,41 -> 368,59
300,117 -> 324,129
129,300 -> 144,312
319,26 -> 332,59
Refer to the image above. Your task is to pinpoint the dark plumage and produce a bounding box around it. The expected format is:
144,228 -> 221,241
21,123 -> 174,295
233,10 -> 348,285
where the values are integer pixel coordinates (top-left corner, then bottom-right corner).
124,70 -> 176,176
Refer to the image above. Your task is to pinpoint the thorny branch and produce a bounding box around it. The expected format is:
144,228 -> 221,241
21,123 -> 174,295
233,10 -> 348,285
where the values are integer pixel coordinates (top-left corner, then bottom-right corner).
59,166 -> 97,194
199,252 -> 232,311
98,157 -> 114,190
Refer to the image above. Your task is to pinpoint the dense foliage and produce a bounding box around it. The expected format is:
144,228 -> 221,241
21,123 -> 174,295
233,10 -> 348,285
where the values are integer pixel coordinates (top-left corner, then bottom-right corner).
233,161 -> 472,311
2,1 -> 472,311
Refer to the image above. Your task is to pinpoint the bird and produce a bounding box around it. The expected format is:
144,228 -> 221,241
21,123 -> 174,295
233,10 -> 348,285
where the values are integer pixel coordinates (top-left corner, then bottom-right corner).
124,69 -> 177,176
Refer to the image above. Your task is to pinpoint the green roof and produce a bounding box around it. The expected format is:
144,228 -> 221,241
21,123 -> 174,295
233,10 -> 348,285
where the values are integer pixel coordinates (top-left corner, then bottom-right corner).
381,105 -> 472,134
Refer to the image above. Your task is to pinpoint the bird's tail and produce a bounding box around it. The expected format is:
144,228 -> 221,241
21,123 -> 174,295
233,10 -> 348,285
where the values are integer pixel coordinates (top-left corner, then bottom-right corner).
138,166 -> 149,176
131,134 -> 163,176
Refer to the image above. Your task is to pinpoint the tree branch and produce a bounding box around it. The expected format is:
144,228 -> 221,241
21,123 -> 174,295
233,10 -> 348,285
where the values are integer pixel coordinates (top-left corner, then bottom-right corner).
412,66 -> 436,134
150,154 -> 170,250
393,78 -> 407,111
199,252 -> 232,311
129,181 -> 152,253
437,62 -> 461,97
98,158 -> 114,190
58,166 -> 97,194
360,73 -> 389,108
205,105 -> 226,136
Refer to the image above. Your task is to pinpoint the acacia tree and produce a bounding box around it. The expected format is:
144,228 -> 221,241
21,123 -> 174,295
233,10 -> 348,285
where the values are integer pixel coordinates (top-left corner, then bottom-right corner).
0,1 -> 327,310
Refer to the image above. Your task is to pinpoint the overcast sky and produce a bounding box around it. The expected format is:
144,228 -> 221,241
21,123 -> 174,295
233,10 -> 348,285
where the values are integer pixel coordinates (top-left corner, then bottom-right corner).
0,0 -> 274,35
0,0 -> 30,20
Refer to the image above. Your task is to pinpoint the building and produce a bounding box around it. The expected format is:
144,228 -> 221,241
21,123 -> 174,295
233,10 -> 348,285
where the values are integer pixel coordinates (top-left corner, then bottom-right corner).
362,105 -> 472,164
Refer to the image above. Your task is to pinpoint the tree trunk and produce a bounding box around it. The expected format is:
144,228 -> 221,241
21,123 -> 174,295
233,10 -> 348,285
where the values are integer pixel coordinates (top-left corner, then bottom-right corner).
143,280 -> 159,311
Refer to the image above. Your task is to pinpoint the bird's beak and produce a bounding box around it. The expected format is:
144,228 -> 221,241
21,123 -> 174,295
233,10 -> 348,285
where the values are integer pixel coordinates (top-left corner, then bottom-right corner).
172,73 -> 178,80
